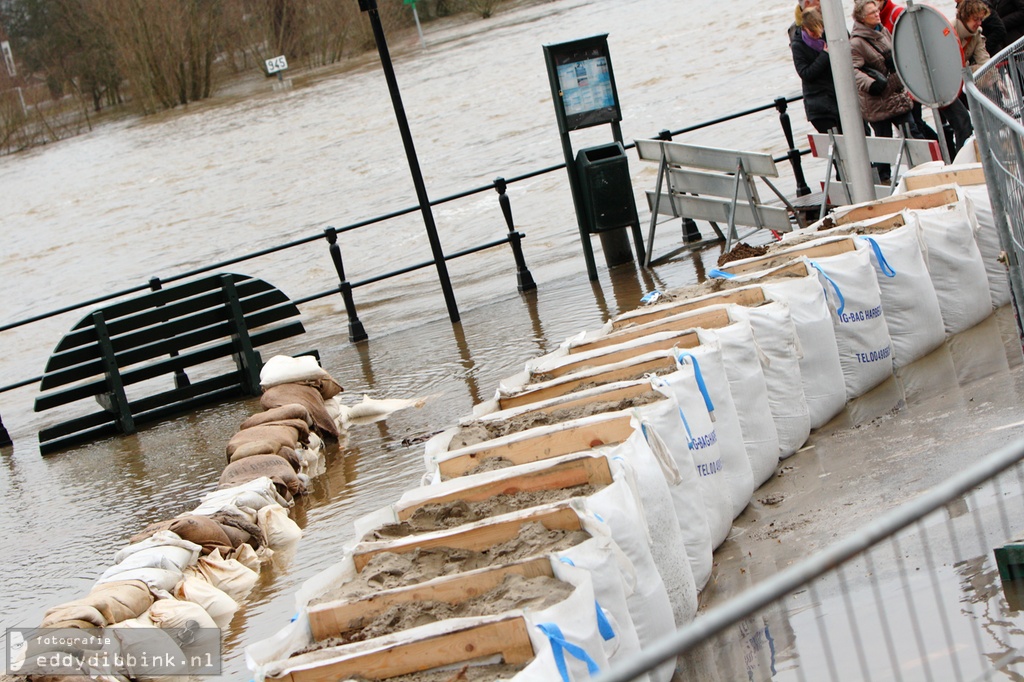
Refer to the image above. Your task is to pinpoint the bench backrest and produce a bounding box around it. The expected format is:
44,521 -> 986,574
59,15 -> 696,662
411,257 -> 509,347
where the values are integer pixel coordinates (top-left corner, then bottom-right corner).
808,133 -> 944,204
34,272 -> 306,454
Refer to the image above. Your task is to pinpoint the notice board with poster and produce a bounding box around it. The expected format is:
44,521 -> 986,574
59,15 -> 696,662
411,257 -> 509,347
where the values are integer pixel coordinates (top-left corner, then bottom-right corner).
543,34 -> 622,133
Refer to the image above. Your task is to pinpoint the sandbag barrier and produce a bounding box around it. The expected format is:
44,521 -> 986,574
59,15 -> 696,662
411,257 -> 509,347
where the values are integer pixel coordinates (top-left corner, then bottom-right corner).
20,355 -> 354,680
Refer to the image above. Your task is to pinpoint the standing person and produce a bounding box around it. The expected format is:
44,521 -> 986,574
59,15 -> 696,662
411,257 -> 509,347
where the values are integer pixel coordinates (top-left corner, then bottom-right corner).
791,8 -> 842,133
957,0 -> 994,69
875,0 -> 941,140
788,0 -> 822,42
994,0 -> 1024,45
850,0 -> 923,182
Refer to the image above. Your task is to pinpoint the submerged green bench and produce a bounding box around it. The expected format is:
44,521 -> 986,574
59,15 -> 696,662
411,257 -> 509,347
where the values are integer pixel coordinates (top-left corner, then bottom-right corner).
34,273 -> 308,455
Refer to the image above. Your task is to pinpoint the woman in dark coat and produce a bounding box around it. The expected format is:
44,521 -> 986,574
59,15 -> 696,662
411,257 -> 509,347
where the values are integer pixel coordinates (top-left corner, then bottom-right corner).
791,8 -> 841,132
993,0 -> 1024,45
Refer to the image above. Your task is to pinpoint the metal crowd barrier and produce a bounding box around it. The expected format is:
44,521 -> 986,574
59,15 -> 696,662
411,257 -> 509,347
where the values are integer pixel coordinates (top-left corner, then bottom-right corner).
594,438 -> 1024,681
966,38 -> 1024,338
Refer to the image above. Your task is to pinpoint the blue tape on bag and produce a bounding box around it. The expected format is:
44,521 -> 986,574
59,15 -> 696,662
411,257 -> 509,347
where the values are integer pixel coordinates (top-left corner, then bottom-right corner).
595,602 -> 615,641
860,236 -> 897,278
677,351 -> 715,415
536,622 -> 601,682
708,268 -> 736,279
810,261 -> 846,316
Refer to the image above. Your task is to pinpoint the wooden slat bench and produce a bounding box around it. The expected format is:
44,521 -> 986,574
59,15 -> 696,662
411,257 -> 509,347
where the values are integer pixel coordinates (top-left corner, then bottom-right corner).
34,272 -> 309,455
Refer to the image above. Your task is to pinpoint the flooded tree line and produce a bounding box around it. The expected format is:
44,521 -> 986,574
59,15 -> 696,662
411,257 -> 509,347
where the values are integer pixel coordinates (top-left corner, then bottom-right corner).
0,0 -> 502,154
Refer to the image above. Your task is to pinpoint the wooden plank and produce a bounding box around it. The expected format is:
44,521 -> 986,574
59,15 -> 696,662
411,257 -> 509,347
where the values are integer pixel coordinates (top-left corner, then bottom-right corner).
507,382 -> 658,422
903,166 -> 986,190
398,455 -> 612,522
634,138 -> 779,176
646,191 -> 793,231
500,355 -> 676,410
281,617 -> 534,682
719,238 -> 856,276
308,558 -> 554,642
612,286 -> 766,330
833,186 -> 960,225
571,307 -> 730,355
437,413 -> 635,479
543,332 -> 699,379
352,506 -> 583,572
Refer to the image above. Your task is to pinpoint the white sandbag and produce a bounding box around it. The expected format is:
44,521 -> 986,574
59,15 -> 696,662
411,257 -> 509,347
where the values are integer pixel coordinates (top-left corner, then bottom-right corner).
633,395 -> 714,590
184,548 -> 259,602
260,354 -> 333,389
648,365 -> 731,547
811,248 -> 895,400
174,575 -> 238,628
726,302 -> 811,458
599,428 -> 698,628
191,476 -> 292,517
230,542 -> 264,573
146,597 -> 219,630
674,344 -> 753,519
760,271 -> 847,429
696,321 -> 780,487
910,201 -> 992,334
257,503 -> 302,549
962,186 -> 1011,308
112,531 -> 201,569
856,228 -> 946,368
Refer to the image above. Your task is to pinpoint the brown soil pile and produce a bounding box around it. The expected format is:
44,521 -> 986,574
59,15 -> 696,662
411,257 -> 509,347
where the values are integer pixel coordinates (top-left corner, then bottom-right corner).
449,393 -> 664,450
717,241 -> 769,266
818,216 -> 836,231
303,574 -> 573,651
364,484 -> 600,541
344,663 -> 526,682
312,522 -> 590,605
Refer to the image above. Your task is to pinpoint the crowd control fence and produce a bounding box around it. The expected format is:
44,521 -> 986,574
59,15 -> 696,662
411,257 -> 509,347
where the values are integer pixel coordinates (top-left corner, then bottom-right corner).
593,438 -> 1024,681
966,37 -> 1024,343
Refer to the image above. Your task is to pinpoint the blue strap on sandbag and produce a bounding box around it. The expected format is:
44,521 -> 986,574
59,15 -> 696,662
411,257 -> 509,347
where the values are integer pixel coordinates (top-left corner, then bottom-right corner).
676,351 -> 715,416
536,622 -> 601,681
860,236 -> 897,278
556,558 -> 614,641
708,268 -> 736,279
677,406 -> 696,450
810,261 -> 846,316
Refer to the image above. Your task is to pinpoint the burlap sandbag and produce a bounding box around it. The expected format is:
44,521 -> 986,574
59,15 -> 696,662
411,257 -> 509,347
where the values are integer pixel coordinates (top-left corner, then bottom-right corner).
218,454 -> 305,497
167,516 -> 235,556
240,404 -> 313,430
225,424 -> 300,458
260,384 -> 340,440
229,440 -> 280,460
210,510 -> 264,550
129,519 -> 175,544
85,580 -> 153,624
41,603 -> 106,627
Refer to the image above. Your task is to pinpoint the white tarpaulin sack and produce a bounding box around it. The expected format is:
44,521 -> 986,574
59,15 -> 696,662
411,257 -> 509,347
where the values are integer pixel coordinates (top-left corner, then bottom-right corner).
961,185 -> 1011,308
601,426 -> 699,627
810,248 -> 894,400
855,227 -> 946,368
909,201 -> 992,334
672,344 -> 754,520
726,302 -> 811,458
760,268 -> 847,430
696,320 -> 780,488
633,396 -> 714,591
648,365 -> 732,551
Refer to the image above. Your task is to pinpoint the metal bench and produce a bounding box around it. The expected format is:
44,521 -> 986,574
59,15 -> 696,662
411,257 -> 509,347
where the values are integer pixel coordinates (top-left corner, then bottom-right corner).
34,272 -> 309,455
635,138 -> 801,265
807,132 -> 943,209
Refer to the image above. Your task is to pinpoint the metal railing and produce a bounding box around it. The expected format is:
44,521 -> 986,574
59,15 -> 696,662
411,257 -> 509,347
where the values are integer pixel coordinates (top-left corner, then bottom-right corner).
0,94 -> 813,447
966,38 -> 1024,340
594,438 -> 1024,682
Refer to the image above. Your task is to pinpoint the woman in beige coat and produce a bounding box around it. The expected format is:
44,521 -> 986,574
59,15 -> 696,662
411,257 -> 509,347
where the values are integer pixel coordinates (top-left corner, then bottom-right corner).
850,0 -> 925,180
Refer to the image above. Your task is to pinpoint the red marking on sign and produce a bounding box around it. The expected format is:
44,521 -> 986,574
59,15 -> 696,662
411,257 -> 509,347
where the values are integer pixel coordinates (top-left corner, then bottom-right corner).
943,27 -> 951,36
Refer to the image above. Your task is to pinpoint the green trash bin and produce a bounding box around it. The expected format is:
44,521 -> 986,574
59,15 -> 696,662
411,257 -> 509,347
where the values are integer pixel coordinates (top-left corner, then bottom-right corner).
575,142 -> 640,233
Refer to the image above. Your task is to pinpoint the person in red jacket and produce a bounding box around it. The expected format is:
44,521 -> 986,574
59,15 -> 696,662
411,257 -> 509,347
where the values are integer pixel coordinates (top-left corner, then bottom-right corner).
878,0 -> 905,31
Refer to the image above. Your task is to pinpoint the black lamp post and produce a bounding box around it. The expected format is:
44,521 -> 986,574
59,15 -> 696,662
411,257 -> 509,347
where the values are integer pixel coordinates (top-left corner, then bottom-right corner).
358,0 -> 459,323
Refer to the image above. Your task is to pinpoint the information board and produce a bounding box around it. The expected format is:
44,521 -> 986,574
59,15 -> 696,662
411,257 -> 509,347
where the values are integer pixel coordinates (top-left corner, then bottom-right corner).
543,35 -> 622,132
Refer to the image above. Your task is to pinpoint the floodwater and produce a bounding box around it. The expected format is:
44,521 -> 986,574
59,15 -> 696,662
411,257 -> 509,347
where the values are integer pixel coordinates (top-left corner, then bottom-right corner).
0,0 -> 1010,679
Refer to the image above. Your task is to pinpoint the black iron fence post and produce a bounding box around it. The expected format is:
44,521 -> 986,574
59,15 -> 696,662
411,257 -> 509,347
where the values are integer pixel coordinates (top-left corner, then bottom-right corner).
325,227 -> 368,343
494,177 -> 536,293
0,415 -> 11,447
775,96 -> 811,197
149,277 -> 190,388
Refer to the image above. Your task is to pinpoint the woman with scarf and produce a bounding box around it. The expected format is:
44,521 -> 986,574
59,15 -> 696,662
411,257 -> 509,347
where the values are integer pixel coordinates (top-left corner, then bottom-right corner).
850,0 -> 924,181
791,8 -> 841,133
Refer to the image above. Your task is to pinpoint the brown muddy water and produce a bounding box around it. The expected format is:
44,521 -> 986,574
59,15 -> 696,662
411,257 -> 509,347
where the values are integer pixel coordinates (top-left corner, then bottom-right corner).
0,0 -> 1008,679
